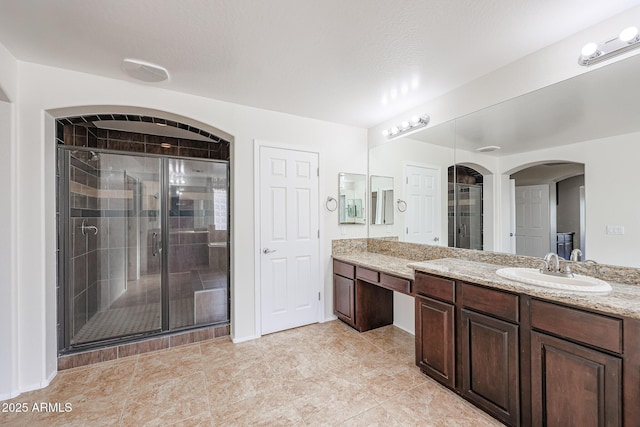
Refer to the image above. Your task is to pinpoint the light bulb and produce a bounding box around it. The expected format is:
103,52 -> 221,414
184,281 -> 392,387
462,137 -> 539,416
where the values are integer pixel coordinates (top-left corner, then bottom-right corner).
390,126 -> 400,135
381,96 -> 388,105
410,115 -> 420,125
401,84 -> 409,95
581,42 -> 598,58
619,26 -> 639,42
390,88 -> 397,99
382,129 -> 390,137
401,121 -> 410,129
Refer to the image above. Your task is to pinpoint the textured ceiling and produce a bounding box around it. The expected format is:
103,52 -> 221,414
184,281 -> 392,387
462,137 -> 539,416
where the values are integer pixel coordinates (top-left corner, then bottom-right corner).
0,0 -> 639,127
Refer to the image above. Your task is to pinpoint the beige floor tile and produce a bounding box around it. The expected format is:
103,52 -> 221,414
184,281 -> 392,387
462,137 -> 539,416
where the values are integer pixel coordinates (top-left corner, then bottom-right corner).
3,321 -> 506,426
131,344 -> 204,388
121,372 -> 209,426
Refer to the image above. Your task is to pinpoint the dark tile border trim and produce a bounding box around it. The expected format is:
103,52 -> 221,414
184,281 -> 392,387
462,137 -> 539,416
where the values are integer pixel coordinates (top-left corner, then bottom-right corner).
56,114 -> 228,145
57,323 -> 230,370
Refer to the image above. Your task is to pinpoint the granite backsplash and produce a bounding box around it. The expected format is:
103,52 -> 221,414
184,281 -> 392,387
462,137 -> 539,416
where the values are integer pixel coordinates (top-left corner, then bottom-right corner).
332,237 -> 640,286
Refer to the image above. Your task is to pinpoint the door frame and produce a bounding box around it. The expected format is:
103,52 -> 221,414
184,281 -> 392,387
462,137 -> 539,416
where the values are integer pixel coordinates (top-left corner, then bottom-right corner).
253,140 -> 323,338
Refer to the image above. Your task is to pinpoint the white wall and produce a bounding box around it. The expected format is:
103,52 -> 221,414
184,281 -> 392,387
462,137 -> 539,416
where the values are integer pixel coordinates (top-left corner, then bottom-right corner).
0,43 -> 18,400
12,61 -> 367,395
495,131 -> 640,267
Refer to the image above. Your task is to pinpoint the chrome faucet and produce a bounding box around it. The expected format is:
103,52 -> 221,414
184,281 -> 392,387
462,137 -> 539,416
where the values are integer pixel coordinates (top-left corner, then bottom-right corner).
570,249 -> 583,262
542,252 -> 560,272
541,252 -> 574,278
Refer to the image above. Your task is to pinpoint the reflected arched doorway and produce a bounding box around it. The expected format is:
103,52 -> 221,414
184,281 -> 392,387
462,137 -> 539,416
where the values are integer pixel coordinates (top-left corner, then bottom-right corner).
508,162 -> 585,259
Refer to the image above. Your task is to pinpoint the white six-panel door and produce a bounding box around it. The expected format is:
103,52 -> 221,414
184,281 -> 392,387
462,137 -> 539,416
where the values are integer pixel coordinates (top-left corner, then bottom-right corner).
259,146 -> 320,335
404,164 -> 441,245
514,184 -> 550,257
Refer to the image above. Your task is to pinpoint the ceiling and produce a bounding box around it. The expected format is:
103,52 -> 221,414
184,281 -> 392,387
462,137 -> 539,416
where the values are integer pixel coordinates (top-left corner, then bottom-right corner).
1,0 -> 639,128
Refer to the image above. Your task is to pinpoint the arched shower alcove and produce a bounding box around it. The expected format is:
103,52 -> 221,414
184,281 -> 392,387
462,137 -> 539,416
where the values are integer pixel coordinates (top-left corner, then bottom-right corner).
54,109 -> 233,358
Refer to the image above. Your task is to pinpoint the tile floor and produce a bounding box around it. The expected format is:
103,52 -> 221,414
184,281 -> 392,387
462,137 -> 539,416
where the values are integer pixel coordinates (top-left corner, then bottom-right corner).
1,321 -> 504,426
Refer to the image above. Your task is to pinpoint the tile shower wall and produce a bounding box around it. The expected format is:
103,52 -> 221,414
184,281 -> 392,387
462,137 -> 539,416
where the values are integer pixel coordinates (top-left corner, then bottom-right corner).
60,122 -> 230,161
68,152 -> 100,337
68,151 -> 134,339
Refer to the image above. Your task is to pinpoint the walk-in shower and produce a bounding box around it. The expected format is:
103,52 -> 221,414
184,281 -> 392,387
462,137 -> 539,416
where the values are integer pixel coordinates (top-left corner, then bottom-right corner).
56,117 -> 230,352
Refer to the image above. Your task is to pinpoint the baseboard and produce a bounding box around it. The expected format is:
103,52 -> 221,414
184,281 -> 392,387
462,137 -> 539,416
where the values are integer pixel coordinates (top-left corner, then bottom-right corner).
0,390 -> 21,402
13,369 -> 57,399
393,321 -> 416,336
322,315 -> 338,323
231,334 -> 259,344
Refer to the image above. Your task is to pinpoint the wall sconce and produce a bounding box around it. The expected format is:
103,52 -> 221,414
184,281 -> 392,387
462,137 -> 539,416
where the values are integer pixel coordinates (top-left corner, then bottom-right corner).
579,26 -> 640,66
381,114 -> 430,140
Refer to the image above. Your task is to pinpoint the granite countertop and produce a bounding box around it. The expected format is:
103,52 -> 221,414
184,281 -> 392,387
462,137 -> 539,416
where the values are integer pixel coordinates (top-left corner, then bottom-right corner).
410,258 -> 640,320
332,252 -> 415,280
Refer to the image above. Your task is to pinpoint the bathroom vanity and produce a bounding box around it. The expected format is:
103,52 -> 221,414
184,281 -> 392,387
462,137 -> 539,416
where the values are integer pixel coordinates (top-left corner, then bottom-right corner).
332,244 -> 640,427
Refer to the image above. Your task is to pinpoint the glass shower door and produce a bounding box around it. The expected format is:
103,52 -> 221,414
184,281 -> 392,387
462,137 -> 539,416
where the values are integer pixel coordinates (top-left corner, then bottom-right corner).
62,148 -> 164,346
167,158 -> 229,330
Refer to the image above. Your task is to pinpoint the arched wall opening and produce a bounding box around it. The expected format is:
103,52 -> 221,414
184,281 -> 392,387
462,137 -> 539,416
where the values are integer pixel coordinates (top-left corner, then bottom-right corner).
50,106 -> 235,367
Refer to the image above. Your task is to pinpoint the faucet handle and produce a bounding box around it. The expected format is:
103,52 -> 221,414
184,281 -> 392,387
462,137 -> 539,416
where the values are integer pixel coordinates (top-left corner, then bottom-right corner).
570,249 -> 583,262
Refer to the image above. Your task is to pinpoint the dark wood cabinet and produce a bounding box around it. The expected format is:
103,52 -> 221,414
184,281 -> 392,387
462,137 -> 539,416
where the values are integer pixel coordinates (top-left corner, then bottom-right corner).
333,273 -> 355,326
531,331 -> 621,427
332,259 -> 396,332
334,264 -> 638,427
461,309 -> 519,426
333,260 -> 356,328
415,295 -> 456,388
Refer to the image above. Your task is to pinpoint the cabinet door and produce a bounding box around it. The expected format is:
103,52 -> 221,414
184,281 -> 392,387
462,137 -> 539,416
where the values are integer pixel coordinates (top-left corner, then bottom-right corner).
333,274 -> 355,326
415,295 -> 455,389
531,331 -> 621,427
461,309 -> 519,426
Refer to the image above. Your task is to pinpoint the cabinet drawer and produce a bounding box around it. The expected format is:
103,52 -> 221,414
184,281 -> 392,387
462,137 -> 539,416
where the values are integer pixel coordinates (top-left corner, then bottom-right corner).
380,273 -> 412,295
356,266 -> 380,283
415,272 -> 455,303
462,283 -> 519,323
531,299 -> 622,354
333,260 -> 355,279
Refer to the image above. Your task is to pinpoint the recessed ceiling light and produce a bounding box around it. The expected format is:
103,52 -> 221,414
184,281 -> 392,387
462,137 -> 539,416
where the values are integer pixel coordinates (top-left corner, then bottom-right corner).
122,58 -> 169,82
476,145 -> 501,153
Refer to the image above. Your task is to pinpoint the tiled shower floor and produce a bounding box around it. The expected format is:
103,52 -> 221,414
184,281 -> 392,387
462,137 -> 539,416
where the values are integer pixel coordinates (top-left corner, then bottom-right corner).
73,271 -> 226,344
2,321 -> 504,426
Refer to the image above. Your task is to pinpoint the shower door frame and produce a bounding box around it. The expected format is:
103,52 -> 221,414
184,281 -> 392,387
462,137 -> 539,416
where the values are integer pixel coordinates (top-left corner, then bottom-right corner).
57,146 -> 230,354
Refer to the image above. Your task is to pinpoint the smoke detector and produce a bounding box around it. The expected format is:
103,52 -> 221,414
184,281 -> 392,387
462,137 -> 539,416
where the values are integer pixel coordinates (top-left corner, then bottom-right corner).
122,58 -> 169,82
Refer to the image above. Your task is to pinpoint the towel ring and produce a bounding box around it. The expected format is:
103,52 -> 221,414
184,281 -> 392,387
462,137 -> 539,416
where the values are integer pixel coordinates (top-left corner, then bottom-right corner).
397,199 -> 407,212
326,196 -> 338,212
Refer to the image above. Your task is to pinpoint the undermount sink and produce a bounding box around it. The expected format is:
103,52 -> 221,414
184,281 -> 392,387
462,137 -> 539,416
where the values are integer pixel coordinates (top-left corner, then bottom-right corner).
495,267 -> 612,293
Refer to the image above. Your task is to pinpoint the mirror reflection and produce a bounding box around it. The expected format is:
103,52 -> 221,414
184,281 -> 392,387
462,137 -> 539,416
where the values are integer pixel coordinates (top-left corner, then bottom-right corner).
370,175 -> 394,225
339,173 -> 366,224
369,53 -> 640,268
369,121 -> 455,241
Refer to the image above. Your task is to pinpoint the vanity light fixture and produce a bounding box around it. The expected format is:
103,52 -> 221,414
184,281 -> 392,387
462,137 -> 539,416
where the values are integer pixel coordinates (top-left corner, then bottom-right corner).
382,114 -> 430,139
579,26 -> 640,66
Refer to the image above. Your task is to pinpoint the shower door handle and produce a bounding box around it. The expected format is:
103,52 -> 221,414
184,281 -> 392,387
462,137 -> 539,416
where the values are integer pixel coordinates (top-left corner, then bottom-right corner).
152,232 -> 162,256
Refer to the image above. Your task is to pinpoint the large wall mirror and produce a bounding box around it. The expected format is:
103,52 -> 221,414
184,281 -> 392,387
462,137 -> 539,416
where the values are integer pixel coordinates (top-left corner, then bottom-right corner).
369,52 -> 640,268
339,172 -> 366,224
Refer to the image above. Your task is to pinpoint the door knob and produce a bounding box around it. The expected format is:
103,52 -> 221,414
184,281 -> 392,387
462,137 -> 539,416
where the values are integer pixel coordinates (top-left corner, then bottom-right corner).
263,248 -> 276,254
